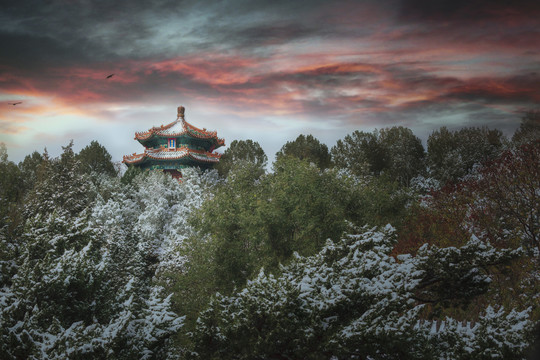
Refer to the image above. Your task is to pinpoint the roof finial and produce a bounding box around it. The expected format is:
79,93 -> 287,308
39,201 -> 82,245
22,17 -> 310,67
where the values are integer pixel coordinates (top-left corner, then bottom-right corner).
178,106 -> 185,120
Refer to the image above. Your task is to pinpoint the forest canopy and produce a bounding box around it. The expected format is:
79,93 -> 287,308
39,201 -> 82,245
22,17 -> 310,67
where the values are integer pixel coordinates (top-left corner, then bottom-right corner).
0,115 -> 538,359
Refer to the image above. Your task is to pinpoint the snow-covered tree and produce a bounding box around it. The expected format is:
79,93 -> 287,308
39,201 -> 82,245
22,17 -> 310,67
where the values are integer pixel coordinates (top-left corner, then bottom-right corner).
0,145 -> 214,358
192,226 -> 534,359
91,168 -> 219,278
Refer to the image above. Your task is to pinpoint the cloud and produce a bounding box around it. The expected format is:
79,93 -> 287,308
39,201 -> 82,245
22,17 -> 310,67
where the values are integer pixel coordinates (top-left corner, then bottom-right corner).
397,0 -> 540,23
1,0 -> 538,162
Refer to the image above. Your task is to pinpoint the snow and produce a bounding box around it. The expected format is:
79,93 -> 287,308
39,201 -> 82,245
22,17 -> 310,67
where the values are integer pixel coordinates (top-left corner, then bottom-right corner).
192,225 -> 534,359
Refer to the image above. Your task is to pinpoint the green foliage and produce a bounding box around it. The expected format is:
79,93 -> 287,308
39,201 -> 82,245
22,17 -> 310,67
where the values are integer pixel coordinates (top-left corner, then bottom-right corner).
1,125 -> 537,358
331,130 -> 382,176
191,162 -> 264,293
0,144 -> 23,229
331,127 -> 425,187
191,226 -> 531,360
512,110 -> 540,146
24,141 -> 95,220
191,156 -> 348,296
168,233 -> 218,339
345,174 -> 414,229
379,126 -> 426,186
268,156 -> 348,257
214,139 -> 267,177
77,140 -> 117,176
184,157 -> 416,333
121,164 -> 144,185
17,150 -> 43,194
427,126 -> 505,184
276,134 -> 332,170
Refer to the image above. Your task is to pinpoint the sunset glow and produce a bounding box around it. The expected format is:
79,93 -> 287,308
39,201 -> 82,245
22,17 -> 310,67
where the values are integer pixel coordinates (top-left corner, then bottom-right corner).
1,0 -> 538,163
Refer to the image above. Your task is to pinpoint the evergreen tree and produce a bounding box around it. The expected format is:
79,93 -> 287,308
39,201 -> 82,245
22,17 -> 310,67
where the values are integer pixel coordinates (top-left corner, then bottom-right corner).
512,110 -> 540,146
427,126 -> 505,184
0,143 -> 187,358
331,130 -> 382,176
276,134 -> 332,170
191,157 -> 349,297
77,140 -> 117,177
331,127 -> 425,186
18,151 -> 43,194
192,226 -> 533,359
0,143 -> 23,228
121,165 -> 143,185
379,126 -> 425,187
214,139 -> 267,177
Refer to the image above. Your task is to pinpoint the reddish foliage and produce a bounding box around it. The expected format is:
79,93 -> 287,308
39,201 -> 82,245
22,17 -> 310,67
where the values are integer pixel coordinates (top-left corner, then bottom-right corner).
395,140 -> 539,255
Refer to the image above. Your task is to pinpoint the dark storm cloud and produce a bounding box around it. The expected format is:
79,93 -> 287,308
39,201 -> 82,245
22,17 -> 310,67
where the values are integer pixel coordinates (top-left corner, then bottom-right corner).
0,0 -> 202,65
1,0 -> 539,136
0,0 -> 330,61
0,32 -> 97,68
398,0 -> 540,22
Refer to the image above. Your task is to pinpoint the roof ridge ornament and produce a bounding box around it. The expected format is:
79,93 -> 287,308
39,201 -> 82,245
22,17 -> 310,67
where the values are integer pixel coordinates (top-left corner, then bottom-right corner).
177,105 -> 185,120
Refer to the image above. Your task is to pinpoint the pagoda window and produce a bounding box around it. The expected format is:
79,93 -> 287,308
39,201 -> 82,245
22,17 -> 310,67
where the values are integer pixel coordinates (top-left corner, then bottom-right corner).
168,138 -> 176,150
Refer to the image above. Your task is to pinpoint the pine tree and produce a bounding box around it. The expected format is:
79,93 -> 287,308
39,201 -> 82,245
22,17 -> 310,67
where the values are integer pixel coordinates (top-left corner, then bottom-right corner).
1,143 -> 192,358
192,226 -> 533,359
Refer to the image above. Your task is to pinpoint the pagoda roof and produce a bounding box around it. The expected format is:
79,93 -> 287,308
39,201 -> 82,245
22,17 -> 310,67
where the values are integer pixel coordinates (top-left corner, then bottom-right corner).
134,108 -> 224,147
123,145 -> 221,165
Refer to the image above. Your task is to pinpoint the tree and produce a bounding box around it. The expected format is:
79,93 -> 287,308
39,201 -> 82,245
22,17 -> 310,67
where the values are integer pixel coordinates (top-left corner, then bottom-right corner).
18,151 -> 43,194
396,141 -> 540,320
191,226 -> 533,359
265,156 -> 348,261
91,168 -> 221,340
276,134 -> 332,170
407,140 -> 539,254
214,139 -> 267,177
344,174 -> 414,229
331,127 -> 425,187
23,141 -> 94,220
512,110 -> 540,146
0,143 -> 23,233
77,140 -> 116,176
121,164 -> 144,185
331,130 -> 384,176
0,143 -> 23,207
427,126 -> 505,184
0,143 -> 186,358
191,156 -> 349,296
0,144 -> 23,301
379,126 -> 425,187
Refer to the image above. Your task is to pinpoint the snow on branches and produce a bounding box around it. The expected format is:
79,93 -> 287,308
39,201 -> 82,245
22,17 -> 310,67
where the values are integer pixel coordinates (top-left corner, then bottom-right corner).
193,226 -> 533,360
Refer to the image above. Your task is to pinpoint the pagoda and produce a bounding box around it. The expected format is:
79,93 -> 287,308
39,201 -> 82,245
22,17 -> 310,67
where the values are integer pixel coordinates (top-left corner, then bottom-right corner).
123,106 -> 225,179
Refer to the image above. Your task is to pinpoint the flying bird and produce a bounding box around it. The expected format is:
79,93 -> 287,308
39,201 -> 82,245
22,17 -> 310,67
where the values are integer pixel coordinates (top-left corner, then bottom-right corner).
106,74 -> 115,79
8,102 -> 22,106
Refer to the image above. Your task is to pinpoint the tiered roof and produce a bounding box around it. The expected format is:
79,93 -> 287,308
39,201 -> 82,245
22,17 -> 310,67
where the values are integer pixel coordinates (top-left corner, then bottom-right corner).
123,145 -> 221,165
123,106 -> 224,168
133,107 -> 225,147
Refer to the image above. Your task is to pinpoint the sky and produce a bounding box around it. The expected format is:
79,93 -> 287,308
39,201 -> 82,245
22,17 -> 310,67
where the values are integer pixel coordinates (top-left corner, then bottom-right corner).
1,0 -> 539,165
